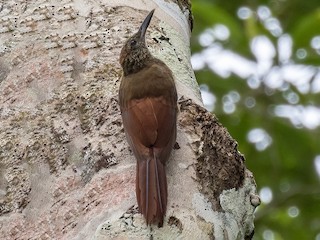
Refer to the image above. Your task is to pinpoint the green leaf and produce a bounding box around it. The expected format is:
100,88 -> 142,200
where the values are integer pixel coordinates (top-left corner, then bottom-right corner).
291,9 -> 320,49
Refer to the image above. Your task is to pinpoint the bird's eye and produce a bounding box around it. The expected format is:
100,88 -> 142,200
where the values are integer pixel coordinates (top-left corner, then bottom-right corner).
130,39 -> 137,47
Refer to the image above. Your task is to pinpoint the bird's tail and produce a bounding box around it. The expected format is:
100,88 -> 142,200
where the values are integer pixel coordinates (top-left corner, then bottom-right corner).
136,154 -> 167,227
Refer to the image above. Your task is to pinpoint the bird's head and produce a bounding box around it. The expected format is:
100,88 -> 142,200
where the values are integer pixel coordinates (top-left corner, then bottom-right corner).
120,9 -> 155,76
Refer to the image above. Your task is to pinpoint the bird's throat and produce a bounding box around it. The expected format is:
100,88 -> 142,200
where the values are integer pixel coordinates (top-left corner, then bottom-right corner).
122,48 -> 152,76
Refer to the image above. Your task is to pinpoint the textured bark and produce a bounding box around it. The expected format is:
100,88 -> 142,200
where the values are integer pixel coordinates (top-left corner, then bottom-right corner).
0,1 -> 259,239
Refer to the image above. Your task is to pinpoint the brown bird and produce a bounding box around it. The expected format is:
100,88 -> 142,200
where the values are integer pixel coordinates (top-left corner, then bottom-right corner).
119,9 -> 177,226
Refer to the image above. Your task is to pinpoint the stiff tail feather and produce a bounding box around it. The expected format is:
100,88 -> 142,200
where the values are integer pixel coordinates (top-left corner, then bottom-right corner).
136,154 -> 167,226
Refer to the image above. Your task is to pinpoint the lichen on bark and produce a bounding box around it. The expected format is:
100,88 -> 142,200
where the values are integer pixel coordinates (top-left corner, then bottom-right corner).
0,1 -> 258,239
179,97 -> 245,210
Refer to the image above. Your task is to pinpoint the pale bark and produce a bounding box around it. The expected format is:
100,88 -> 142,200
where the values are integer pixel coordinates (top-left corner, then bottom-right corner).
0,1 -> 259,239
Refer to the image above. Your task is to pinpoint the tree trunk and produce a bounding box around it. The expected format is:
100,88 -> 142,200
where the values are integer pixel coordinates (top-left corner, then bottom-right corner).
0,1 -> 259,239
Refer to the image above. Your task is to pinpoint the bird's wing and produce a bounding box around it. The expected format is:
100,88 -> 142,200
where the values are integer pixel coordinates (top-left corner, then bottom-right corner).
123,96 -> 176,149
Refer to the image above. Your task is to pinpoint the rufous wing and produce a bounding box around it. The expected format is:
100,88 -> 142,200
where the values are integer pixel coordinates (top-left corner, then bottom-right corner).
121,96 -> 176,225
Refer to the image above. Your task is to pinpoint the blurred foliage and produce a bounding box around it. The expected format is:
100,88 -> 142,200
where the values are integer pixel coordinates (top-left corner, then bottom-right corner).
191,0 -> 320,239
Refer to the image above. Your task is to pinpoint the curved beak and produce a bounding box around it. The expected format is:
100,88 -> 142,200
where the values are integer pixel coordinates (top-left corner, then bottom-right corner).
138,9 -> 155,41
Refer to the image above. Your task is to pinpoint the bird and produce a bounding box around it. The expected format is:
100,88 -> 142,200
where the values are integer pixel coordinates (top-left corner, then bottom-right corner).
118,9 -> 177,227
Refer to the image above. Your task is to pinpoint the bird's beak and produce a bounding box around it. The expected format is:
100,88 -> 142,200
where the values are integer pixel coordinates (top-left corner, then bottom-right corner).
138,9 -> 155,41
